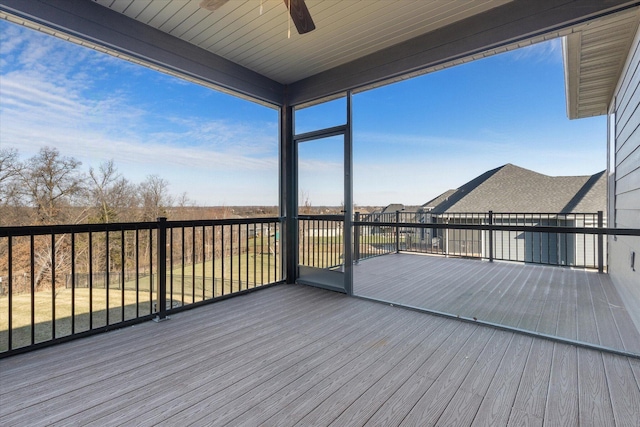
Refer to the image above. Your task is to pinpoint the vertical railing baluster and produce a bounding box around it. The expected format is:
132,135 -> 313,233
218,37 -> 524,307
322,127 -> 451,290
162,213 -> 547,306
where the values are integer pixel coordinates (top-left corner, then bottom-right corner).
51,232 -> 55,339
354,212 -> 360,264
121,229 -> 125,322
211,225 -> 216,297
156,217 -> 167,321
246,223 -> 249,290
202,225 -> 206,299
89,232 -> 93,329
169,227 -> 174,306
135,229 -> 139,318
191,225 -> 195,302
106,230 -> 110,325
221,225 -> 225,296
266,222 -> 270,284
488,211 -> 493,263
30,234 -> 34,345
181,226 -> 185,304
230,225 -> 234,293
149,227 -> 153,315
395,210 -> 400,254
8,236 -> 13,350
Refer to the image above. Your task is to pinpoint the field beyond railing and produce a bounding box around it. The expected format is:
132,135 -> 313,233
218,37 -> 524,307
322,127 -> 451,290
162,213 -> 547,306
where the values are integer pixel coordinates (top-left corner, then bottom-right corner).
0,217 -> 282,356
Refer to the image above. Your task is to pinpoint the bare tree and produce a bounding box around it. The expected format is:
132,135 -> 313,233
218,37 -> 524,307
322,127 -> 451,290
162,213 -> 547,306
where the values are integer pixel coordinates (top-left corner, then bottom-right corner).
10,147 -> 87,289
89,160 -> 138,223
18,147 -> 87,224
138,175 -> 173,221
0,147 -> 24,226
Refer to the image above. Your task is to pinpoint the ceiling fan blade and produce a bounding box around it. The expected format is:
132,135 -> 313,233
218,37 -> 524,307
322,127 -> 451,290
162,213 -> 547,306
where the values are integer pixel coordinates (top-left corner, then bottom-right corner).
199,0 -> 229,12
283,0 -> 316,34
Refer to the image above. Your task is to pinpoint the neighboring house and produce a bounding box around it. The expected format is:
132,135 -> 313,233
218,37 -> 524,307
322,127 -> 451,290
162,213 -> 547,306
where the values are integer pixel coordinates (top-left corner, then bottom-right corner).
413,163 -> 606,267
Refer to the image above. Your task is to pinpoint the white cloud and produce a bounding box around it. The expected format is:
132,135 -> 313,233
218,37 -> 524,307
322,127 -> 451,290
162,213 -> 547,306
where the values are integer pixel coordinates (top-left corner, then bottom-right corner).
512,38 -> 563,63
0,20 -> 280,206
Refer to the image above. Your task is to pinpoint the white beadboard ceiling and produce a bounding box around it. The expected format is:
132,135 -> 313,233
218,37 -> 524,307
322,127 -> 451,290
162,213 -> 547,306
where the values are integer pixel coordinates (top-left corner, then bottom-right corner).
92,0 -> 511,84
564,7 -> 640,119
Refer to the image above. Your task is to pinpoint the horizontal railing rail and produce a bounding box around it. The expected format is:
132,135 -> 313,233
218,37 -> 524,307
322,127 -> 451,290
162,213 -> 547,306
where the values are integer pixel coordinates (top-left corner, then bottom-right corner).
0,217 -> 283,357
355,210 -> 640,271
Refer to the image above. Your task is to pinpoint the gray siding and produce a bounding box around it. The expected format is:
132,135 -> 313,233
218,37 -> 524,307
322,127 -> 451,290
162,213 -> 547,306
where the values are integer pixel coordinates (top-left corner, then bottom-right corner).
609,24 -> 640,331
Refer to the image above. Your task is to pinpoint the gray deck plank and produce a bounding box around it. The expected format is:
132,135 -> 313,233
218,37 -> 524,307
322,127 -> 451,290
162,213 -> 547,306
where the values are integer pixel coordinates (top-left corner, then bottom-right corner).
361,323 -> 478,427
63,291 -> 391,426
1,286 -> 343,417
185,310 -> 438,427
506,408 -> 543,427
555,271 -> 578,340
576,270 -> 601,344
266,321 -> 464,427
1,269 -> 640,427
470,334 -> 533,426
544,343 -> 579,427
232,317 -> 450,427
585,271 -> 624,350
602,353 -> 640,427
577,348 -> 615,427
511,339 -> 554,420
296,316 -> 452,427
2,290 -> 355,425
514,267 -> 553,332
398,328 -> 498,426
355,254 -> 640,354
456,330 -> 514,398
597,273 -> 640,354
0,284 -> 303,389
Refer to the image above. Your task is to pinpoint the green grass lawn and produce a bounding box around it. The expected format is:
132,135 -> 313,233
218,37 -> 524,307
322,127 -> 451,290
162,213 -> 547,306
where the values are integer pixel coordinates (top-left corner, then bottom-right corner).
0,251 -> 282,352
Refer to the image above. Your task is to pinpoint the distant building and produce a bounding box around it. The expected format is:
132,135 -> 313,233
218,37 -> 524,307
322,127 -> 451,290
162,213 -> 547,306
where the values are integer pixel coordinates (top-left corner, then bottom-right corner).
423,163 -> 605,214
413,164 -> 606,267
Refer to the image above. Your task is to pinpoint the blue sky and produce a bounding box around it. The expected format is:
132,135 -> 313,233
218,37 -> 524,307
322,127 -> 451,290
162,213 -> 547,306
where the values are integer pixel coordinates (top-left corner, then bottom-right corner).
0,19 -> 606,207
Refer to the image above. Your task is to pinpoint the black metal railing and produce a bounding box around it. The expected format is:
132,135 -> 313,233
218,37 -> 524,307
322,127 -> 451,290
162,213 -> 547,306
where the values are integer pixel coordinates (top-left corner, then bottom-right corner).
298,215 -> 344,269
393,211 -> 606,269
0,217 -> 282,356
353,212 -> 397,261
354,211 -> 640,272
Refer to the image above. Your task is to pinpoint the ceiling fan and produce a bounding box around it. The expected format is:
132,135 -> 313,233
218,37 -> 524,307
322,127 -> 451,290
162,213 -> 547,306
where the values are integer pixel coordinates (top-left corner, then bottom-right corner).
199,0 -> 316,34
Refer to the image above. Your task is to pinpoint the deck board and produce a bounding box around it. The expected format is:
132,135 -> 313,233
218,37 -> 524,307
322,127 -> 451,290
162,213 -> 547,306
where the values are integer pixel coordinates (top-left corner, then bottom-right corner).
577,349 -> 615,427
1,280 -> 640,426
354,253 -> 640,354
511,339 -> 554,420
544,343 -> 579,426
471,334 -> 533,426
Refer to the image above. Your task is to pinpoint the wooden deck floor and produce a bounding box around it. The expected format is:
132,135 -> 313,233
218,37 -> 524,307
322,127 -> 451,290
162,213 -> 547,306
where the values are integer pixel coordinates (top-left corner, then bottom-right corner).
354,253 -> 640,356
2,284 -> 640,426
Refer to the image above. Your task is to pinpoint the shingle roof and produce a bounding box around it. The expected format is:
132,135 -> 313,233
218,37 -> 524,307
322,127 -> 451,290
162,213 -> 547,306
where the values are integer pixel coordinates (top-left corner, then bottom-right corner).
422,189 -> 457,210
427,164 -> 606,214
381,204 -> 406,214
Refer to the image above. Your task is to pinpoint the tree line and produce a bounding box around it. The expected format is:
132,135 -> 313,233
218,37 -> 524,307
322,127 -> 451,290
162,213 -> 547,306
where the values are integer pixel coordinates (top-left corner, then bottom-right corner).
0,146 -> 181,227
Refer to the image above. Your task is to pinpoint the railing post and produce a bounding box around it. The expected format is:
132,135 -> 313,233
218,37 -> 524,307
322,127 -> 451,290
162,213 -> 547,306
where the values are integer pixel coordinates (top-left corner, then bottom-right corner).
395,210 -> 400,253
155,217 -> 169,322
597,210 -> 604,273
354,212 -> 360,263
488,210 -> 494,263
